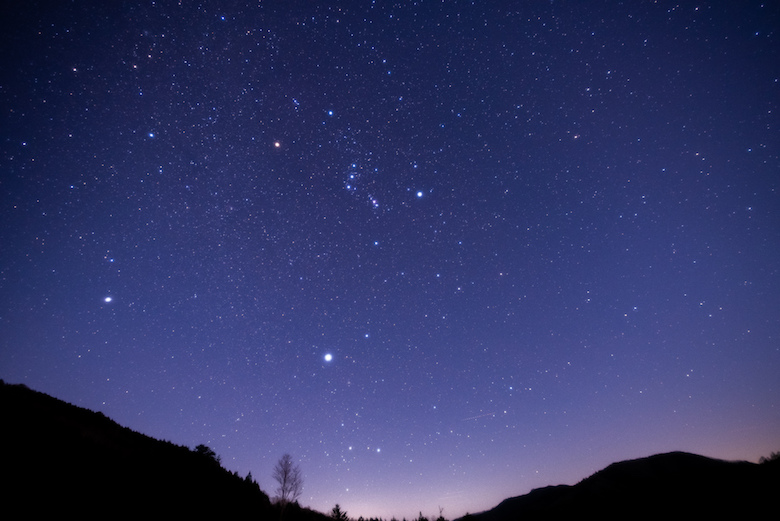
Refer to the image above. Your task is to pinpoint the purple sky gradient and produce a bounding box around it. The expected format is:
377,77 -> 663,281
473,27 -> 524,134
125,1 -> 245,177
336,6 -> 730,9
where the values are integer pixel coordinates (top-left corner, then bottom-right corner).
1,2 -> 778,518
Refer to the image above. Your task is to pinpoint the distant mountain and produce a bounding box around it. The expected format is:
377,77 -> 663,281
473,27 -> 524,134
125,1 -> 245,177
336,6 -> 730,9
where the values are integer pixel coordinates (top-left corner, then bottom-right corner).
458,451 -> 780,521
4,379 -> 777,520
0,380 -> 329,521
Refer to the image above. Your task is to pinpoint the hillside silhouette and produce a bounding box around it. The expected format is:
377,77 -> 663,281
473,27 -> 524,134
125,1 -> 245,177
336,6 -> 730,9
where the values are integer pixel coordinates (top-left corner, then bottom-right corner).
458,451 -> 780,521
2,379 -> 777,520
0,380 -> 329,521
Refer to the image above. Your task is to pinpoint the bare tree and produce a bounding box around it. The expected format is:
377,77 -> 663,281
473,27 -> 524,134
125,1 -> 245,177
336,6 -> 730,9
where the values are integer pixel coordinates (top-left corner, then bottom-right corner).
272,453 -> 303,504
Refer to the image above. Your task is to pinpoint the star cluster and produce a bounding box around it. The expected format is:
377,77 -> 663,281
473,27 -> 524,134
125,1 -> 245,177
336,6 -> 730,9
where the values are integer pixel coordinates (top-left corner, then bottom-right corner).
1,2 -> 778,519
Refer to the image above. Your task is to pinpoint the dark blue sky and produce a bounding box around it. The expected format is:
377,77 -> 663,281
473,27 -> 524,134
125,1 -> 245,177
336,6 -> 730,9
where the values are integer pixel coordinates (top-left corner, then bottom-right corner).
1,1 -> 778,518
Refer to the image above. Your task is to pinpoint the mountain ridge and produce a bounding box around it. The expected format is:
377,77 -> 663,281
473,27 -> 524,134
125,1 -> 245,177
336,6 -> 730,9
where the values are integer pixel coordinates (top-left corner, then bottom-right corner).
458,451 -> 779,520
0,379 -> 328,520
2,379 -> 777,520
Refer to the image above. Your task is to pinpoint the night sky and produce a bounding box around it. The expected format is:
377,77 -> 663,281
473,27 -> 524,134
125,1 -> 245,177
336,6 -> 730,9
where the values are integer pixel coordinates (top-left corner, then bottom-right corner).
2,1 -> 779,518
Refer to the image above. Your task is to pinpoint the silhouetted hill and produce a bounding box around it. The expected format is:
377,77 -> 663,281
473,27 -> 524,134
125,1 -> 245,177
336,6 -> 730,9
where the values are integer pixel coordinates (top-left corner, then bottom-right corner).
4,380 -> 777,520
459,451 -> 780,521
0,380 -> 330,521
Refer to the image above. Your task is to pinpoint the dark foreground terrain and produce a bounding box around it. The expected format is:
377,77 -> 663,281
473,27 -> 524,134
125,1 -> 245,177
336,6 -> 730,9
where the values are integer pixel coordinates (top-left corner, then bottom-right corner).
457,450 -> 780,521
0,380 -> 328,520
2,380 -> 777,520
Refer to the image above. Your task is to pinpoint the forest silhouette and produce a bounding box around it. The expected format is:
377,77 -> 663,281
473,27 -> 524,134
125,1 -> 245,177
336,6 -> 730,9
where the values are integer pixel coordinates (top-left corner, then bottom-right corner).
1,380 -> 777,520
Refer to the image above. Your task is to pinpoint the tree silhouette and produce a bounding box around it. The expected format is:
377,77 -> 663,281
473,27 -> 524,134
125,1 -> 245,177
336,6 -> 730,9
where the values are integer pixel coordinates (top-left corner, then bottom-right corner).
331,503 -> 349,521
194,444 -> 221,465
272,453 -> 303,504
759,451 -> 780,464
